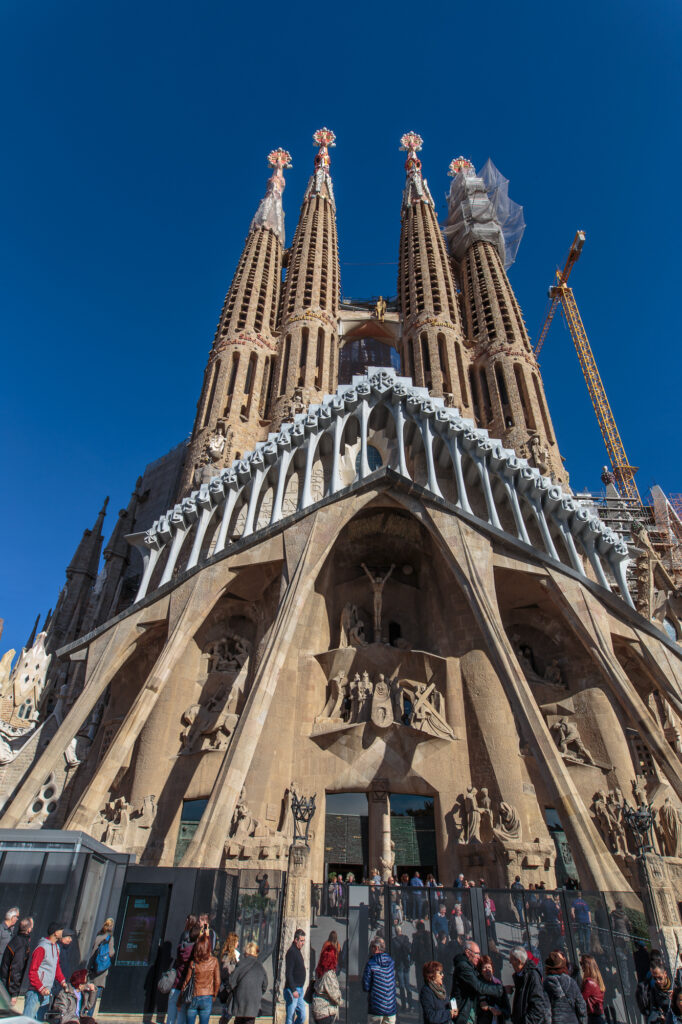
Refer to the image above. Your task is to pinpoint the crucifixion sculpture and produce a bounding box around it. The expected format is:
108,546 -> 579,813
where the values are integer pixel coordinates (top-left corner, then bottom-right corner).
361,563 -> 395,642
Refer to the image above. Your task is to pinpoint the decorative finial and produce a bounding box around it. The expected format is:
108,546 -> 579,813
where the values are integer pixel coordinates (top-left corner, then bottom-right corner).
448,156 -> 474,177
267,148 -> 293,170
400,132 -> 424,176
313,127 -> 335,171
400,132 -> 423,154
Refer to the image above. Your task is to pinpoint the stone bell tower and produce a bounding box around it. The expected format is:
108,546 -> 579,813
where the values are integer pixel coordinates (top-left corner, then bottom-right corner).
270,128 -> 340,428
178,148 -> 291,495
397,133 -> 472,412
445,157 -> 566,483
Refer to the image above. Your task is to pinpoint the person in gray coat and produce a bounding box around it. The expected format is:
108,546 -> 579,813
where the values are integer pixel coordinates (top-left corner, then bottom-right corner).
543,951 -> 587,1024
227,940 -> 267,1024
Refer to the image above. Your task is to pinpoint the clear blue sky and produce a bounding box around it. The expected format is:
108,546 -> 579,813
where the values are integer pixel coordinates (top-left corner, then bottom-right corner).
2,0 -> 680,657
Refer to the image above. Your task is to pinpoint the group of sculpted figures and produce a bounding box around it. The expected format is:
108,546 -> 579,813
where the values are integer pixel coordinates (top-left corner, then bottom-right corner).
460,785 -> 522,844
94,794 -> 157,849
592,778 -> 682,861
318,669 -> 454,740
224,783 -> 302,861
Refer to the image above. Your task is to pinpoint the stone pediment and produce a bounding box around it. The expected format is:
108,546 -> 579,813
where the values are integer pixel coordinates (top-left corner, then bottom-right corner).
129,366 -> 632,612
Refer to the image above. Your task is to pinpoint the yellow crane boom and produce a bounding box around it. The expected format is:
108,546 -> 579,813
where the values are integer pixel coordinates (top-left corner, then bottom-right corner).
534,232 -> 641,505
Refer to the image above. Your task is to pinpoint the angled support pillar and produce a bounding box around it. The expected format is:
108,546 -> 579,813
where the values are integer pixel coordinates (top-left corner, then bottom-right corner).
65,572 -> 234,832
180,517 -> 320,867
426,507 -> 628,892
542,570 -> 682,800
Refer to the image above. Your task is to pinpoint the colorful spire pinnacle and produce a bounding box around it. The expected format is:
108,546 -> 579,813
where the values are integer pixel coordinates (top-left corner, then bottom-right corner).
400,132 -> 432,208
307,127 -> 336,202
251,148 -> 292,242
266,148 -> 293,194
313,127 -> 336,170
448,156 -> 475,177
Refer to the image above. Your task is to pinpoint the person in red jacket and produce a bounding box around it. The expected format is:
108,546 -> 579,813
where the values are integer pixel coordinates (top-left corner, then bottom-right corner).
24,922 -> 68,1021
579,955 -> 605,1024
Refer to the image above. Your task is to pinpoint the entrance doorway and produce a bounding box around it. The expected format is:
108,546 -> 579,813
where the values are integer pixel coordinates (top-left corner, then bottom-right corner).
390,794 -> 437,879
324,793 -> 369,880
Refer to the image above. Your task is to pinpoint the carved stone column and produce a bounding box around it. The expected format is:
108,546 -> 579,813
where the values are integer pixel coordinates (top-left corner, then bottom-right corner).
368,784 -> 392,881
275,844 -> 312,1024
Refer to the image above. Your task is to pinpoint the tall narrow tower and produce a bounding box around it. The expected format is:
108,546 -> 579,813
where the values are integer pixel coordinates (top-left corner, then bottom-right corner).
270,128 -> 340,427
397,133 -> 471,412
445,157 -> 566,483
178,148 -> 291,495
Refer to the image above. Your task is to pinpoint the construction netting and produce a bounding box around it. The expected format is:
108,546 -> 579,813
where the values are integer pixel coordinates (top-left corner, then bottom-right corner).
443,159 -> 525,269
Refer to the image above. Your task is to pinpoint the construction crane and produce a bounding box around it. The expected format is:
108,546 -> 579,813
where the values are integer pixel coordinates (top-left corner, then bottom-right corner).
534,231 -> 642,505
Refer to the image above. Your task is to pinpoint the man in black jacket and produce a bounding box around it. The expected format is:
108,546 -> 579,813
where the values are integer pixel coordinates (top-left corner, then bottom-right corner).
284,928 -> 307,1024
451,940 -> 503,1024
509,947 -> 550,1024
0,917 -> 33,1007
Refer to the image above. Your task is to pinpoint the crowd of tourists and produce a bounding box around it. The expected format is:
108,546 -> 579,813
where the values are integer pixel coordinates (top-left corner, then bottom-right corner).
0,905 -> 114,1022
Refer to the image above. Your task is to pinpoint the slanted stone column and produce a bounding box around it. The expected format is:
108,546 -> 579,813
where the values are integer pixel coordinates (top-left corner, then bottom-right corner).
275,844 -> 312,1024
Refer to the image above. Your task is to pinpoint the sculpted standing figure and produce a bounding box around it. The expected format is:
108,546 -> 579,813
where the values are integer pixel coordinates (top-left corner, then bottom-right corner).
658,797 -> 681,857
463,786 -> 482,843
361,563 -> 395,642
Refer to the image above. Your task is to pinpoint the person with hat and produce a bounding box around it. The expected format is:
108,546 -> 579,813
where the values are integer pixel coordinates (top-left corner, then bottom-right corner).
542,951 -> 586,1024
25,921 -> 68,1021
48,969 -> 97,1024
508,946 -> 550,1024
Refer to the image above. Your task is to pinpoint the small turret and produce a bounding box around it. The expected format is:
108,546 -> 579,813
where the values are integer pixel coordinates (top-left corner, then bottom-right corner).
178,148 -> 291,494
270,128 -> 340,427
397,134 -> 471,410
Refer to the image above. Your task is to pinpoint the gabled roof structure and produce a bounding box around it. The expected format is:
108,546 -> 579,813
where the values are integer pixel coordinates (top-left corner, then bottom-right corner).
131,366 -> 632,607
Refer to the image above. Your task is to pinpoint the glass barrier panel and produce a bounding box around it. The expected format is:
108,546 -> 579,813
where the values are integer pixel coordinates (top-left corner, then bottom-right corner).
310,881 -> 349,1024
233,887 -> 281,1018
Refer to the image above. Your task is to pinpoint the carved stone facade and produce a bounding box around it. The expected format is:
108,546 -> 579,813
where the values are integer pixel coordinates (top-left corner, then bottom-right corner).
2,137 -> 682,931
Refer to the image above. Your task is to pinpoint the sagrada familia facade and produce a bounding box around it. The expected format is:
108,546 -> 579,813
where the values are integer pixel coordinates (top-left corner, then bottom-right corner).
2,129 -> 682,927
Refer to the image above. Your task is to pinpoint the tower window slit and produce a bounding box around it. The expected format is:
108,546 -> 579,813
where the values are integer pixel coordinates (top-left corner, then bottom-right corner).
455,343 -> 468,406
514,363 -> 535,430
280,335 -> 291,394
298,327 -> 309,386
437,334 -> 451,393
315,328 -> 324,388
202,358 -> 221,427
469,367 -> 481,426
479,368 -> 493,423
532,373 -> 554,442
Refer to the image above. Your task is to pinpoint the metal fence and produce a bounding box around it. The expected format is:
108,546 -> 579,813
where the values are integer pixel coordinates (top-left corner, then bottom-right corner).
310,884 -> 649,1024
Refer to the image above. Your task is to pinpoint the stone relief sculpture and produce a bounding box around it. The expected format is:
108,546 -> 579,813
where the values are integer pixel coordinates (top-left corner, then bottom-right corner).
495,802 -> 522,841
180,687 -> 239,754
463,786 -> 482,843
224,786 -> 289,861
592,789 -> 628,856
632,776 -> 648,809
95,794 -> 157,848
658,797 -> 682,858
361,563 -> 395,642
543,659 -> 565,687
457,788 -> 523,845
313,669 -> 454,740
551,717 -> 596,766
205,634 -> 250,674
339,604 -> 368,648
0,734 -> 18,766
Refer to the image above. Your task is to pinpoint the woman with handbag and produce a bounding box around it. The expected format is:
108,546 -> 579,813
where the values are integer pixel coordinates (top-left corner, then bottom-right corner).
179,935 -> 220,1024
311,947 -> 342,1022
227,941 -> 267,1024
166,922 -> 200,1024
219,933 -> 240,1024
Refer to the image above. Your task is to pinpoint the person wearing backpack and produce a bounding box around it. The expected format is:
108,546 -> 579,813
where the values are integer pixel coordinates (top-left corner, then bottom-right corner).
87,918 -> 115,999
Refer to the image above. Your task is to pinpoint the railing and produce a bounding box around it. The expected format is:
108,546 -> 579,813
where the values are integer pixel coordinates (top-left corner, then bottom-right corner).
310,884 -> 648,1024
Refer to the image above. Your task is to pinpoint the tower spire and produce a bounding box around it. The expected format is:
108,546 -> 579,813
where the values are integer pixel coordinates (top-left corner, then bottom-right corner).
445,156 -> 566,482
270,128 -> 340,427
178,148 -> 291,494
396,133 -> 471,409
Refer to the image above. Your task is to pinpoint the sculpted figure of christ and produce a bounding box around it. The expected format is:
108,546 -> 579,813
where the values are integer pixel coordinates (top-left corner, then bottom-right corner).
361,563 -> 395,642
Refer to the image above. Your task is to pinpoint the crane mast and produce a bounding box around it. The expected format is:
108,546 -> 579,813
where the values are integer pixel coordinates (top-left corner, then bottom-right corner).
534,232 -> 641,505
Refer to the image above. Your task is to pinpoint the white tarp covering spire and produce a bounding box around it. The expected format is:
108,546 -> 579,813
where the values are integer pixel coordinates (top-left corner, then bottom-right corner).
443,157 -> 526,269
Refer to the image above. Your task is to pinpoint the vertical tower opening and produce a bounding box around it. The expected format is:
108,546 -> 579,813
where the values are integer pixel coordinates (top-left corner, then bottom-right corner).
202,359 -> 221,429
